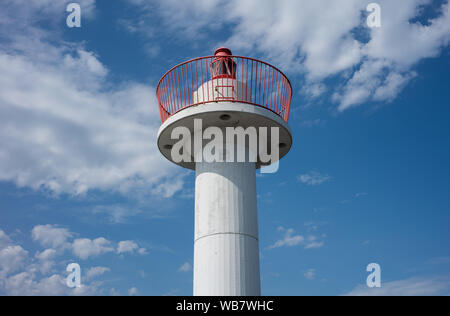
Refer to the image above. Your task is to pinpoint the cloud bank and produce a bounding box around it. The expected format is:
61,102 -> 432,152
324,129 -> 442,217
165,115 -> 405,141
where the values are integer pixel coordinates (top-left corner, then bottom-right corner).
127,0 -> 450,110
0,227 -> 146,295
0,0 -> 184,197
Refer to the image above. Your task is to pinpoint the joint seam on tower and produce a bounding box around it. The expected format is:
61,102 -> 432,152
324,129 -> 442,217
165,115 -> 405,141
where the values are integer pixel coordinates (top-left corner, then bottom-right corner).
194,232 -> 259,243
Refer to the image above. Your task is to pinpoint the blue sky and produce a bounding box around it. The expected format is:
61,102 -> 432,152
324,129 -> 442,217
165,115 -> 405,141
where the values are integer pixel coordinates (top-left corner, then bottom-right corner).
0,0 -> 449,296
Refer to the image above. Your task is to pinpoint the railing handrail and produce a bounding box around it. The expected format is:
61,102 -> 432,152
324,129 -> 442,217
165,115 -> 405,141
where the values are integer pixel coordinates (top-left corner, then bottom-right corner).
156,55 -> 292,124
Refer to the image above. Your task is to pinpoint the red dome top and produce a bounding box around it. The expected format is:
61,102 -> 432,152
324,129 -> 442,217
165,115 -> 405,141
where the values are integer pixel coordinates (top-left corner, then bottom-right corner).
214,47 -> 232,57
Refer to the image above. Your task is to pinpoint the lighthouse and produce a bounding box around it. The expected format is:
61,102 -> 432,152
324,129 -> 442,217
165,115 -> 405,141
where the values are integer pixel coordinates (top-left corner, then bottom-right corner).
156,48 -> 292,296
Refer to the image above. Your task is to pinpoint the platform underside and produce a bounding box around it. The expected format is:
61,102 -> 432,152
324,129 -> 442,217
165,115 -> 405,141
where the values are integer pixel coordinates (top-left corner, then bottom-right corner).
157,102 -> 293,170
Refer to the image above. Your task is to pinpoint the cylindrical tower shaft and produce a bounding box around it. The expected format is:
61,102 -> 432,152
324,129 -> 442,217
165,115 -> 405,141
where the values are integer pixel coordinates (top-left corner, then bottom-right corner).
193,160 -> 261,296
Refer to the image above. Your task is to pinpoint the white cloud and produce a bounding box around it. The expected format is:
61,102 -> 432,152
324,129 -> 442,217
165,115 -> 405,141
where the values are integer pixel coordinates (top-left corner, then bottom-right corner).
373,71 -> 418,102
92,204 -> 143,224
137,248 -> 148,255
345,276 -> 450,296
0,230 -> 12,249
30,225 -> 144,261
0,233 -> 76,295
117,241 -> 139,254
66,50 -> 108,76
128,287 -> 139,296
35,249 -> 57,261
72,238 -> 115,260
298,171 -> 331,186
116,241 -> 148,256
31,225 -> 72,249
0,49 -> 181,196
304,241 -> 324,250
333,60 -> 418,111
34,249 -> 58,274
0,230 -> 72,295
0,1 -> 184,198
85,266 -> 110,281
2,272 -> 65,296
127,0 -> 450,110
269,228 -> 304,249
269,227 -> 325,250
0,246 -> 28,276
109,288 -> 120,296
138,270 -> 148,278
0,225 -> 144,295
178,262 -> 192,272
304,269 -> 316,280
2,271 -> 99,296
0,0 -> 96,29
152,174 -> 187,198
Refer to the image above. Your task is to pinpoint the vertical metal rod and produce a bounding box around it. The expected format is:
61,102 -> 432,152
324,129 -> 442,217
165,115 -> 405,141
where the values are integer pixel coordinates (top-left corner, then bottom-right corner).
250,60 -> 254,104
190,61 -> 194,105
200,59 -> 205,104
205,58 -> 210,103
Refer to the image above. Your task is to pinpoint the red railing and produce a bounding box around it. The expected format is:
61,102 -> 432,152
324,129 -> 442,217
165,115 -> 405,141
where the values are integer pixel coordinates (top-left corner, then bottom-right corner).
156,54 -> 292,124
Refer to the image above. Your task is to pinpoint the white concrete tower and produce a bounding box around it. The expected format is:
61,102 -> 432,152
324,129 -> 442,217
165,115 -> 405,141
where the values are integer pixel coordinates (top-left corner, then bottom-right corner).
156,48 -> 293,296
